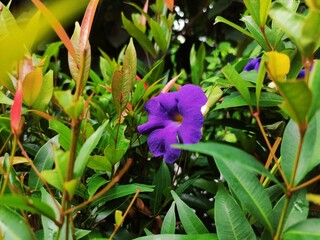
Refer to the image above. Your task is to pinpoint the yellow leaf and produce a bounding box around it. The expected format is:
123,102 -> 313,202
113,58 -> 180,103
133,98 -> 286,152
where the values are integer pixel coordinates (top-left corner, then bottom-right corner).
22,68 -> 43,107
265,51 -> 290,81
306,193 -> 320,205
115,210 -> 123,227
0,156 -> 29,165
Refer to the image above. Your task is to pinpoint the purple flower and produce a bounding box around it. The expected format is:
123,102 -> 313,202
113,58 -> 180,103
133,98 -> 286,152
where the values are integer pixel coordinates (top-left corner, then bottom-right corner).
138,84 -> 207,163
244,57 -> 261,71
297,69 -> 306,79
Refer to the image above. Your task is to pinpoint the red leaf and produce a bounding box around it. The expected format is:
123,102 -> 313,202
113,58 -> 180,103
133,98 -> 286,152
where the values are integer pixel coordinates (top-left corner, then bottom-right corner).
164,0 -> 174,12
11,81 -> 23,136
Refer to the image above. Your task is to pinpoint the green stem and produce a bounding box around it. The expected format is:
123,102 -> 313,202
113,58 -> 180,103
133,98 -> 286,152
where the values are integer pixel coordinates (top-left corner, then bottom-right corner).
274,196 -> 290,240
1,135 -> 17,195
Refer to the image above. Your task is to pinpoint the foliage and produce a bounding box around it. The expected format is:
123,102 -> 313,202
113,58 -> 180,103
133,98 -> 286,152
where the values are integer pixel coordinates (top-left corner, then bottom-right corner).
1,0 -> 320,239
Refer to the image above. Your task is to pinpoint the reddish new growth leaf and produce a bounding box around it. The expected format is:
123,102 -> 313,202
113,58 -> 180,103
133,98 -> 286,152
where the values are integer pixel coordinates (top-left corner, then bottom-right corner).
11,81 -> 23,136
164,0 -> 174,12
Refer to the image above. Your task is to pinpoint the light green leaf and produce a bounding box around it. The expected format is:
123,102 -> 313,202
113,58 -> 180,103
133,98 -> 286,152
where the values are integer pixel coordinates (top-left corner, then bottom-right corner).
190,43 -> 205,85
0,206 -> 33,240
41,188 -> 59,240
260,0 -> 271,26
276,80 -> 312,125
32,70 -> 54,112
171,191 -> 209,234
308,60 -> 320,120
161,202 -> 176,234
134,234 -> 218,240
215,185 -> 256,240
87,155 -> 112,172
150,18 -> 168,53
283,219 -> 320,240
222,64 -> 251,105
28,136 -> 59,191
123,38 -> 137,90
0,195 -> 56,220
244,0 -> 260,25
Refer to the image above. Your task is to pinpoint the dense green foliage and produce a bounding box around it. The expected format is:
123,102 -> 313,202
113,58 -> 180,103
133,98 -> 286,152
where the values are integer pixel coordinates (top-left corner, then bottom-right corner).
1,0 -> 320,239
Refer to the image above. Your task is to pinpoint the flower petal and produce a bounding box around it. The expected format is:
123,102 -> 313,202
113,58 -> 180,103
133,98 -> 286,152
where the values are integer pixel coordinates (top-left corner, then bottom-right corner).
244,58 -> 261,71
147,123 -> 181,163
177,117 -> 203,144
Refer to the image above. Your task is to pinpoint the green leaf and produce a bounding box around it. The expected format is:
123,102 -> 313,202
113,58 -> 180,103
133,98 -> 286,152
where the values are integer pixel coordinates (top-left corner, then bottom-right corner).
104,124 -> 130,166
135,234 -> 218,240
214,16 -> 254,39
1,153 -> 23,193
175,142 -> 275,234
161,202 -> 176,234
32,70 -> 54,112
49,120 -> 82,153
269,2 -> 304,53
134,234 -> 218,240
0,91 -> 13,105
74,121 -> 108,178
276,80 -> 312,125
150,18 -> 168,53
294,110 -> 320,185
87,173 -> 109,199
151,160 -> 171,213
87,155 -> 112,172
123,38 -> 137,90
42,42 -> 63,73
221,64 -> 251,105
121,13 -> 156,57
256,54 -> 267,109
171,190 -> 209,234
0,195 -> 55,220
40,188 -> 59,240
0,206 -> 33,240
283,219 -> 320,240
112,39 -> 136,114
281,120 -> 299,184
244,0 -> 260,25
273,189 -> 309,233
190,43 -> 205,85
308,60 -> 320,120
28,136 -> 59,191
92,184 -> 154,206
260,0 -> 271,26
214,92 -> 283,110
215,184 -> 256,240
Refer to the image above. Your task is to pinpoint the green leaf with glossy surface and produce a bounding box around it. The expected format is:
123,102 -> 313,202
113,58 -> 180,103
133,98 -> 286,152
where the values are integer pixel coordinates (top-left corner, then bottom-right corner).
171,190 -> 209,234
308,60 -> 320,120
222,64 -> 251,105
214,16 -> 253,39
134,234 -> 218,240
0,206 -> 33,240
74,121 -> 108,178
32,70 -> 54,112
175,142 -> 275,234
28,136 -> 59,191
92,184 -> 154,206
151,160 -> 171,213
190,43 -> 205,85
283,219 -> 320,240
0,195 -> 55,220
161,202 -> 176,234
215,185 -> 256,240
276,80 -> 312,125
150,18 -> 167,53
121,13 -> 156,57
244,0 -> 260,25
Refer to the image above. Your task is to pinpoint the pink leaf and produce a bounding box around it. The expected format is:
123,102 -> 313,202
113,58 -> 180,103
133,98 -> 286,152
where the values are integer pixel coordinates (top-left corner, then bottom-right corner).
11,81 -> 23,136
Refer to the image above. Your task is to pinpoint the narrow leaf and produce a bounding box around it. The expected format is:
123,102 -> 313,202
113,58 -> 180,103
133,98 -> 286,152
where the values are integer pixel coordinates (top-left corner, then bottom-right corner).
215,185 -> 256,240
74,121 -> 108,178
161,202 -> 176,234
171,190 -> 209,234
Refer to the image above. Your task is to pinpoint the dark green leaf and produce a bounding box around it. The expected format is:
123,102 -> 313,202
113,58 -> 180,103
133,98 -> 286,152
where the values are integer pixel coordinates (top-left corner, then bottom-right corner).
151,160 -> 171,213
92,184 -> 154,206
134,234 -> 218,240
